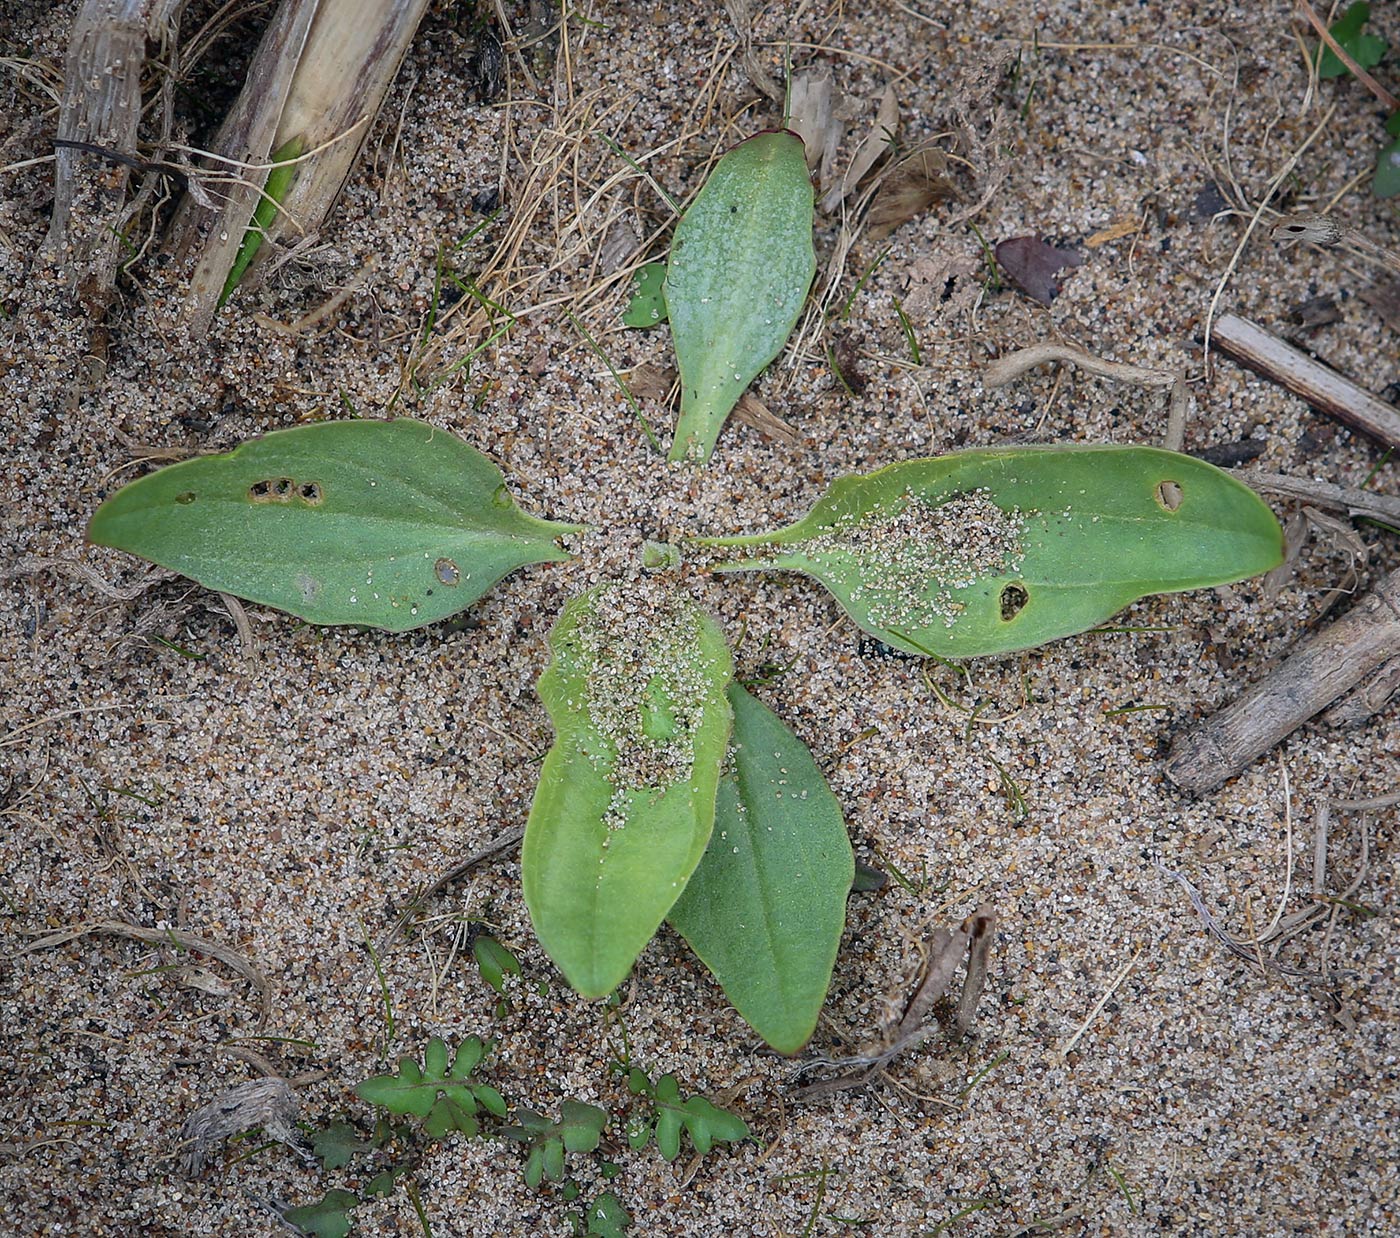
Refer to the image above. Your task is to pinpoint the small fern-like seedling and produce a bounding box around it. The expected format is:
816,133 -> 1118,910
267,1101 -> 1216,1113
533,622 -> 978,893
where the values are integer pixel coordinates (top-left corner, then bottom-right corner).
624,1069 -> 748,1161
354,1036 -> 507,1139
500,1099 -> 608,1187
280,1187 -> 361,1238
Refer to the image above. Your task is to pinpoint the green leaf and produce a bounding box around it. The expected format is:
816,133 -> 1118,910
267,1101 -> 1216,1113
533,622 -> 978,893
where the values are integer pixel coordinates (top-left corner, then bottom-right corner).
522,584 -> 734,997
630,1071 -> 747,1162
1375,136 -> 1400,198
1386,109 -> 1400,138
282,1188 -> 360,1238
1316,2 -> 1387,77
311,1120 -> 363,1171
502,1101 -> 606,1186
622,262 -> 668,327
87,419 -> 581,632
354,1035 -> 497,1138
472,934 -> 522,994
695,446 -> 1283,658
668,683 -> 853,1054
664,130 -> 816,463
585,1192 -> 631,1237
220,136 -> 304,307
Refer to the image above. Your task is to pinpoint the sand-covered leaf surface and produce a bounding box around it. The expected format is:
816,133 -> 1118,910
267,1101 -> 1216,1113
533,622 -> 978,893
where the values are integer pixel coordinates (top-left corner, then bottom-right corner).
2,2 -> 1397,1235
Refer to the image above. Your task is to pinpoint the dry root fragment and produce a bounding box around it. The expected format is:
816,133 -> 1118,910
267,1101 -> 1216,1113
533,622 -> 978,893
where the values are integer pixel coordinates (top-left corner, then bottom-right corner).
176,1077 -> 306,1176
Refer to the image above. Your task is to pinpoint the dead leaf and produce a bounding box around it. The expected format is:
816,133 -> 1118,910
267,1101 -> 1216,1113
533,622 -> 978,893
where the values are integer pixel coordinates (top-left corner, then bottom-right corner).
788,68 -> 842,188
820,84 -> 898,214
629,361 -> 676,403
995,236 -> 1083,305
733,392 -> 799,443
865,146 -> 955,242
1085,217 -> 1139,247
901,251 -> 980,318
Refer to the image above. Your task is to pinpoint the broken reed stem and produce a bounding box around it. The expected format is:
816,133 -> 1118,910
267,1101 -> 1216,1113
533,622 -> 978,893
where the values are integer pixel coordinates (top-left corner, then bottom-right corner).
1213,314 -> 1400,451
1273,213 -> 1400,279
1165,568 -> 1400,794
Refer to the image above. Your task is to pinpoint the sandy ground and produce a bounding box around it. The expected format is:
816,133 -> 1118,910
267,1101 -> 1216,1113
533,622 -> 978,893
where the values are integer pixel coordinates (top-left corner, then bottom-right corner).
2,1 -> 1398,1235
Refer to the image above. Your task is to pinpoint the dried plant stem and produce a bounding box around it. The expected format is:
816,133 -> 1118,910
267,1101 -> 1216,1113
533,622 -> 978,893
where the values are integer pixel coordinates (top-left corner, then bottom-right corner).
1240,471 -> 1400,528
1213,314 -> 1400,450
1165,568 -> 1400,794
984,343 -> 1189,451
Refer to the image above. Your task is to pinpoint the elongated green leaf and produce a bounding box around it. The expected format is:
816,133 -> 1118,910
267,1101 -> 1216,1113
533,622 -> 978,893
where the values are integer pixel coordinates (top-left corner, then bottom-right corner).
668,683 -> 853,1054
87,419 -> 581,631
522,584 -> 734,997
695,446 -> 1283,658
665,130 -> 815,464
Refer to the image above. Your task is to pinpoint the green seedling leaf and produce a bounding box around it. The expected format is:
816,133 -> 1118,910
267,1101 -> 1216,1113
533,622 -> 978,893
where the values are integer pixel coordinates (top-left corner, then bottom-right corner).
627,1070 -> 747,1162
220,136 -> 304,307
282,1188 -> 360,1238
695,446 -> 1283,658
362,1168 -> 405,1199
1316,2 -> 1387,77
1375,136 -> 1400,198
311,1120 -> 363,1170
522,583 -> 734,997
622,262 -> 668,327
668,682 -> 853,1054
502,1100 -> 608,1187
354,1035 -> 499,1140
88,419 -> 581,632
472,934 -> 522,993
665,130 -> 816,463
583,1192 -> 631,1237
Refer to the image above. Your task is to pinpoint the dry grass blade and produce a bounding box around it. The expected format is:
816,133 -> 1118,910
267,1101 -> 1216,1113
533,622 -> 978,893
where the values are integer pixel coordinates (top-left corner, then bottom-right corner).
820,84 -> 898,215
15,920 -> 272,1014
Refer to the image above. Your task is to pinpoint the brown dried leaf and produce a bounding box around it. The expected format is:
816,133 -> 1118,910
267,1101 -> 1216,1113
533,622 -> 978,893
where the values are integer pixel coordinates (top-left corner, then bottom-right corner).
733,392 -> 799,443
995,236 -> 1083,305
788,68 -> 842,187
865,147 -> 955,242
629,361 -> 676,403
820,84 -> 899,214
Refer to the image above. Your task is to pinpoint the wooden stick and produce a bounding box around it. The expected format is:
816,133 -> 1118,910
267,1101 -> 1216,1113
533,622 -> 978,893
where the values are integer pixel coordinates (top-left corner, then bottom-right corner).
1320,653 -> 1400,729
1165,568 -> 1400,794
1213,314 -> 1400,451
1240,471 -> 1400,527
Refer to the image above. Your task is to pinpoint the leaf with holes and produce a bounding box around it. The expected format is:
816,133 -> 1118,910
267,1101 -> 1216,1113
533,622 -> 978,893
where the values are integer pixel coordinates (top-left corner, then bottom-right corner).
693,446 -> 1283,658
354,1035 -> 504,1140
522,584 -> 733,998
87,419 -> 581,632
664,130 -> 816,463
668,682 -> 853,1054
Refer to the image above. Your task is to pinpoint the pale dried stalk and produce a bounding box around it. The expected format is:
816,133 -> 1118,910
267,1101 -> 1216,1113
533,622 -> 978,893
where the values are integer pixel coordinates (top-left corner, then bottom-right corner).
1212,314 -> 1400,451
170,0 -> 431,331
1165,568 -> 1400,794
47,0 -> 188,288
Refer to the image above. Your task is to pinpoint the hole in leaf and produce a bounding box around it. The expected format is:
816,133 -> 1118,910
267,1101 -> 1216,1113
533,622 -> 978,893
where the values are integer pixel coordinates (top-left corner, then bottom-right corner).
1154,480 -> 1183,512
435,557 -> 461,586
248,479 -> 272,500
175,491 -> 196,505
999,582 -> 1029,621
271,477 -> 294,500
298,481 -> 324,506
